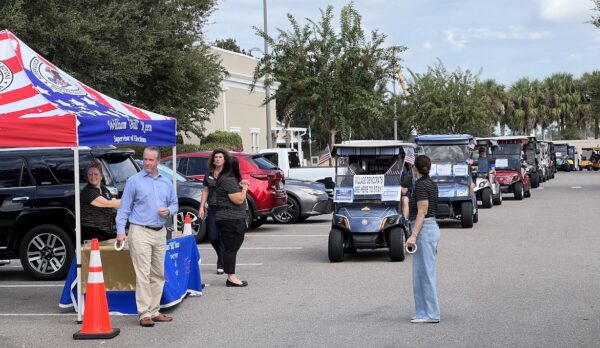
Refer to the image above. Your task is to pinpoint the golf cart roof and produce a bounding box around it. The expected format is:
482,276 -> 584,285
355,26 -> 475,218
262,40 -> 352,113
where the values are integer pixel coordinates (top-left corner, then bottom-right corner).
475,138 -> 498,147
415,134 -> 474,145
495,135 -> 530,143
333,140 -> 415,156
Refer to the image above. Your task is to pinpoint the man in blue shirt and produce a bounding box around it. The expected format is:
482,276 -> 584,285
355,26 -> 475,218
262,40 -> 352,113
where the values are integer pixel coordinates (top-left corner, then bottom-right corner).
116,146 -> 178,327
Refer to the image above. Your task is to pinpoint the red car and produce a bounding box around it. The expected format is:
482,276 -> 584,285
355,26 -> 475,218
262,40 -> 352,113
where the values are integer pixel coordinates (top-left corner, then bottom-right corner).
162,152 -> 287,228
494,136 -> 532,200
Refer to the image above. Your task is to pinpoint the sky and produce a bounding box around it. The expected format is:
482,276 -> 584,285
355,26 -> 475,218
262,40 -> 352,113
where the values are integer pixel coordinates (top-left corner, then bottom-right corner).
205,0 -> 600,87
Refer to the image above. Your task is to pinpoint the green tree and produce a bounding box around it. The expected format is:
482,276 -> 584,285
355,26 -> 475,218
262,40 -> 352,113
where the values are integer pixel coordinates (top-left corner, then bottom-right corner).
402,60 -> 491,136
0,0 -> 224,141
581,71 -> 600,138
252,3 -> 405,149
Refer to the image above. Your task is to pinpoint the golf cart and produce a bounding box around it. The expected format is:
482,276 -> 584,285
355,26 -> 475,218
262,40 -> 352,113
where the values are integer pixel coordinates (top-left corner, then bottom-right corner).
414,134 -> 479,228
328,141 -> 414,263
473,138 -> 502,208
567,145 -> 579,171
526,136 -> 541,188
494,136 -> 532,200
554,143 -> 570,171
580,147 -> 600,171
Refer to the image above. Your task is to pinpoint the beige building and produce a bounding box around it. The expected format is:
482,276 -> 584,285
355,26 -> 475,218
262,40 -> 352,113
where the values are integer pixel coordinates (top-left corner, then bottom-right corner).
184,47 -> 279,152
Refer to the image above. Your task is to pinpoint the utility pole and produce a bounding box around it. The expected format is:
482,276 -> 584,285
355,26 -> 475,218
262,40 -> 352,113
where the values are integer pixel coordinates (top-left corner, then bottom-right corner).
263,0 -> 273,148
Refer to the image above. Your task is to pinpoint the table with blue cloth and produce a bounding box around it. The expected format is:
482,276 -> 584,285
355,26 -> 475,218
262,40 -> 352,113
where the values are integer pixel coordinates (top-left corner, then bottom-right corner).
59,234 -> 202,315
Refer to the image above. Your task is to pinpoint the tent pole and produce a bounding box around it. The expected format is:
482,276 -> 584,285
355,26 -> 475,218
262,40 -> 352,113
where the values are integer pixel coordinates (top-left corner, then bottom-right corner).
74,146 -> 83,322
172,146 -> 177,232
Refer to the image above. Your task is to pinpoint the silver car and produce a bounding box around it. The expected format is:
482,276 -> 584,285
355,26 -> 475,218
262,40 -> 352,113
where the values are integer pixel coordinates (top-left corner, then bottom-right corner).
272,179 -> 333,224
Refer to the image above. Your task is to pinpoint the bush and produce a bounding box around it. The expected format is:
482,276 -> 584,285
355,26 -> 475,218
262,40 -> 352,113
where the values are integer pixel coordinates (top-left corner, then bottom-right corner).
204,131 -> 243,150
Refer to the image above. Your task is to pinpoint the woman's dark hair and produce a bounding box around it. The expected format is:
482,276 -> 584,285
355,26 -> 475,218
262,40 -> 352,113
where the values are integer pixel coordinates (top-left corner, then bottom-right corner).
208,148 -> 231,173
415,155 -> 431,176
229,157 -> 242,182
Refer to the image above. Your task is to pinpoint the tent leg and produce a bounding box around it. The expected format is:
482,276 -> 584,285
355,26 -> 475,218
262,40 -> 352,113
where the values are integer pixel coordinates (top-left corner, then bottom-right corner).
74,147 -> 82,323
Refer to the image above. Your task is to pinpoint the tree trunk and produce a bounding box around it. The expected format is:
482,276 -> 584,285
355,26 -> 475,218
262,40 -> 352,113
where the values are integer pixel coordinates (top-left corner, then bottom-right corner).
328,128 -> 337,166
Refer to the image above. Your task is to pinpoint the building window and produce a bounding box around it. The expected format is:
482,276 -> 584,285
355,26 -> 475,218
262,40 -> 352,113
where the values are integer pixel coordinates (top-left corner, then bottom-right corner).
251,128 -> 261,153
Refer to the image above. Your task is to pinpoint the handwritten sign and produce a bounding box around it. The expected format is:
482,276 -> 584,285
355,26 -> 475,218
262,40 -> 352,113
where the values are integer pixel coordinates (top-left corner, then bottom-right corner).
495,158 -> 509,167
353,175 -> 385,195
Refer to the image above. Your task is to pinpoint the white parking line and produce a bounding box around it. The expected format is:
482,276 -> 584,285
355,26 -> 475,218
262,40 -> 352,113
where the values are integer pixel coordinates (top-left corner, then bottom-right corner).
0,284 -> 64,288
0,313 -> 75,317
201,263 -> 263,266
572,186 -> 583,189
198,247 -> 303,250
246,234 -> 328,237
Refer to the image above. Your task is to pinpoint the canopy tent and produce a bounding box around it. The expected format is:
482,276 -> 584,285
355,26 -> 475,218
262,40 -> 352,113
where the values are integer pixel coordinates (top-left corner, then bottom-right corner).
0,29 -> 178,321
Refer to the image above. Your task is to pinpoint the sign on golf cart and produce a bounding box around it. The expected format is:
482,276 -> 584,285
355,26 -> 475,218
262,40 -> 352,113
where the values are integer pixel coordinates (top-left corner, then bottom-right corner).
353,175 -> 385,195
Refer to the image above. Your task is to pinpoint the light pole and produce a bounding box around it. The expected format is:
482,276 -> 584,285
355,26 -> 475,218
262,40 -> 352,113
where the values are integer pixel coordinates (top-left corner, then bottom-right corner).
263,0 -> 273,148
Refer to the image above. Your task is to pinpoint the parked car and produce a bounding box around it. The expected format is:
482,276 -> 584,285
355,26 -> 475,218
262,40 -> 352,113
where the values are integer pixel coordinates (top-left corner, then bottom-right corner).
135,160 -> 207,243
271,178 -> 333,224
162,152 -> 287,229
0,146 -> 138,280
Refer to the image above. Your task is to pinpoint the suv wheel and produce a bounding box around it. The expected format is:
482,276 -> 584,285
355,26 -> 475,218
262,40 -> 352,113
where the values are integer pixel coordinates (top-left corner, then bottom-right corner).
177,206 -> 206,243
19,225 -> 74,280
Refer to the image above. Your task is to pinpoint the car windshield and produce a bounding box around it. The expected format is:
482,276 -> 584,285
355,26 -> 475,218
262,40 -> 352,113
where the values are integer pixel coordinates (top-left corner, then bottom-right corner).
247,155 -> 278,170
105,157 -> 138,184
288,151 -> 301,168
419,145 -> 470,163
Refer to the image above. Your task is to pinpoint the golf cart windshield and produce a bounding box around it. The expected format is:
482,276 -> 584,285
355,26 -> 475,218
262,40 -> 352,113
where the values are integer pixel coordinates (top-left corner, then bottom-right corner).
420,145 -> 470,163
494,143 -> 523,170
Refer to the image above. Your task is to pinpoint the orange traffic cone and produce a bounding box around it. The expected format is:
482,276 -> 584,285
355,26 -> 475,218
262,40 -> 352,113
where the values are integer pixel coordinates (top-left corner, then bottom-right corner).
73,238 -> 120,340
182,213 -> 193,236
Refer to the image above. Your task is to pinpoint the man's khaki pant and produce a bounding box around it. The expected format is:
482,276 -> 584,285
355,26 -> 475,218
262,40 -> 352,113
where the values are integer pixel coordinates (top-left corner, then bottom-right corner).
128,224 -> 167,320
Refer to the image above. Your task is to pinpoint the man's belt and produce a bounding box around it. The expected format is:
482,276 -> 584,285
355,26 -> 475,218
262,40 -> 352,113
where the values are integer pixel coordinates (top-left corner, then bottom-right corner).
137,224 -> 164,231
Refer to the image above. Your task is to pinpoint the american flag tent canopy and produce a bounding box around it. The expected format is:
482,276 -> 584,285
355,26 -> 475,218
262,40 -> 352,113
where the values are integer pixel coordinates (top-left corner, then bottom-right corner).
0,29 -> 176,147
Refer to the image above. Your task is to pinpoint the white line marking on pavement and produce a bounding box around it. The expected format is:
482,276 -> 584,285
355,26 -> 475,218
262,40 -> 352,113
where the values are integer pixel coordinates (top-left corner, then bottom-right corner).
198,247 -> 303,250
0,284 -> 64,288
0,266 -> 22,268
201,263 -> 263,266
246,234 -> 328,237
572,186 -> 582,189
0,313 -> 75,317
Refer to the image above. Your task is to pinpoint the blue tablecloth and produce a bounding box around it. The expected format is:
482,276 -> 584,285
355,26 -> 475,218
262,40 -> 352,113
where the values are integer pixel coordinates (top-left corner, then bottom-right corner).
59,235 -> 202,315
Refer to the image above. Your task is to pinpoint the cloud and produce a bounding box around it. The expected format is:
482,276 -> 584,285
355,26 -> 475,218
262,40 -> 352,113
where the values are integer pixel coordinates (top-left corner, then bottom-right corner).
537,0 -> 592,22
443,26 -> 551,49
423,40 -> 433,50
444,30 -> 467,50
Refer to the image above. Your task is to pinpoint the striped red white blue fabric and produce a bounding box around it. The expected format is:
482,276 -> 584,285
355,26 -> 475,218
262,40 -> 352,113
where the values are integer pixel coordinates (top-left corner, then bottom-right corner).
318,144 -> 331,165
0,29 -> 176,147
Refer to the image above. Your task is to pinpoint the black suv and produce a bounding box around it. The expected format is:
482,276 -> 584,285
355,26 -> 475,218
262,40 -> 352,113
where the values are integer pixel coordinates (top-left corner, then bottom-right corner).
0,146 -> 138,280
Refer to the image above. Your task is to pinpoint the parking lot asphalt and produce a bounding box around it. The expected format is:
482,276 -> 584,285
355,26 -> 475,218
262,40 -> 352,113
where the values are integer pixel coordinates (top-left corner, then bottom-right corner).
1,171 -> 599,347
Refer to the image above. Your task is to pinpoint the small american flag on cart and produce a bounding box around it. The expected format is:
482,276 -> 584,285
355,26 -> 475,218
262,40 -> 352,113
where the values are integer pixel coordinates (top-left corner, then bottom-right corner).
403,147 -> 415,165
318,144 -> 331,165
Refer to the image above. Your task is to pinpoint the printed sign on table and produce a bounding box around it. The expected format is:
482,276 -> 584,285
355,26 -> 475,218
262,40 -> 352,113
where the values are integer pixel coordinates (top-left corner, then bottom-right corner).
353,175 -> 385,195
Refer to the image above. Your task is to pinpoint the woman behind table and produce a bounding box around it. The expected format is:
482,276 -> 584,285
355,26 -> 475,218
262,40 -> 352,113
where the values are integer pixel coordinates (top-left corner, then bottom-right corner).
406,155 -> 440,324
215,157 -> 250,287
80,162 -> 121,239
199,149 -> 229,275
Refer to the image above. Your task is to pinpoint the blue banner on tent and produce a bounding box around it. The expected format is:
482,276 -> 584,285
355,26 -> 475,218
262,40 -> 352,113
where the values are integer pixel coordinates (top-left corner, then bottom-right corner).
59,235 -> 202,315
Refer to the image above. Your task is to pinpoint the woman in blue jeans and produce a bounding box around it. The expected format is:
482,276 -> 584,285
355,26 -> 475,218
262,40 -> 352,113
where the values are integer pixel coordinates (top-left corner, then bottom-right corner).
406,155 -> 441,324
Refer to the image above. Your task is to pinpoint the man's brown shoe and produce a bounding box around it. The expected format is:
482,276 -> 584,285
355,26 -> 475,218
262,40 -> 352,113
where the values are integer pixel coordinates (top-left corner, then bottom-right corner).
151,313 -> 173,322
140,317 -> 155,327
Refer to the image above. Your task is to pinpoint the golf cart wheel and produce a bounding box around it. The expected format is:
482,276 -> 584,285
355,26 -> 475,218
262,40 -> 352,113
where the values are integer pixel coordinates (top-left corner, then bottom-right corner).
530,173 -> 539,188
328,228 -> 344,262
388,227 -> 406,262
524,188 -> 531,198
514,181 -> 524,200
473,210 -> 479,223
460,202 -> 474,228
492,192 -> 502,206
481,188 -> 493,209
